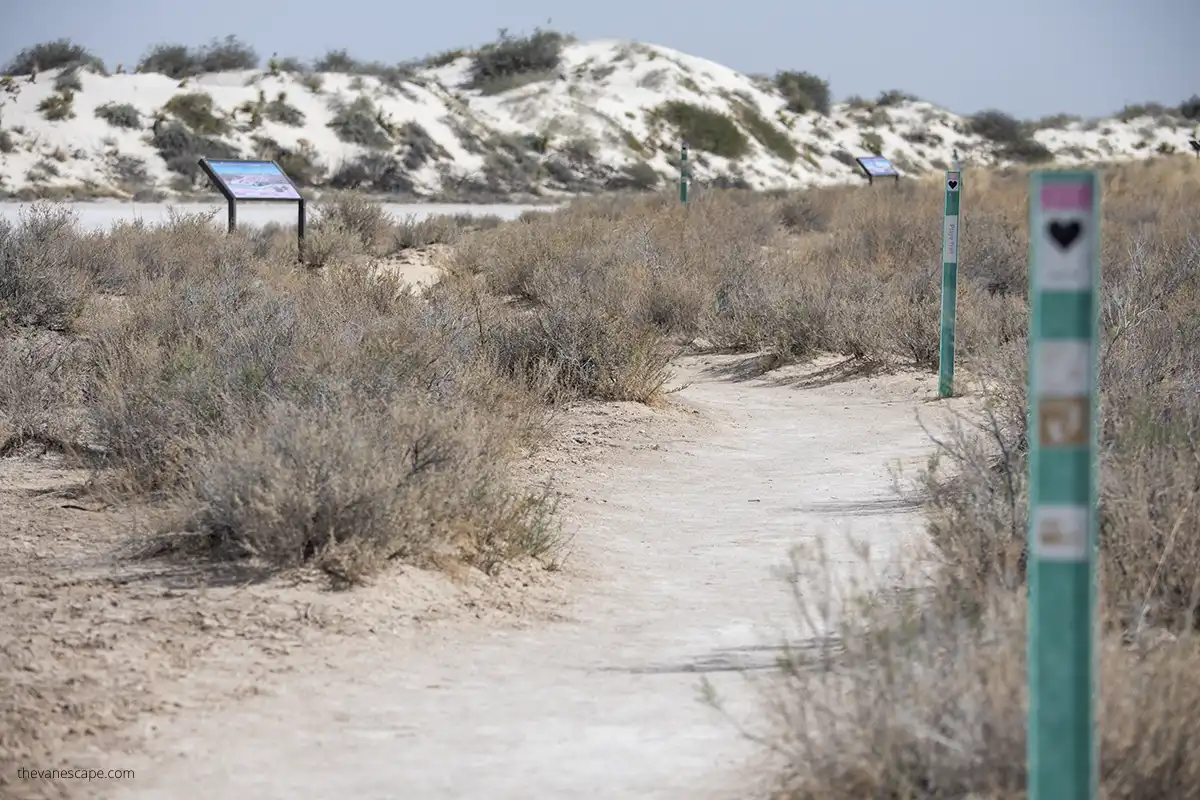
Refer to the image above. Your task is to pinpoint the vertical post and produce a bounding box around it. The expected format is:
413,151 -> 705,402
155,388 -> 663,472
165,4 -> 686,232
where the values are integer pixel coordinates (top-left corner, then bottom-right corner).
1027,170 -> 1101,800
680,140 -> 689,205
297,198 -> 307,264
937,157 -> 962,398
227,198 -> 237,233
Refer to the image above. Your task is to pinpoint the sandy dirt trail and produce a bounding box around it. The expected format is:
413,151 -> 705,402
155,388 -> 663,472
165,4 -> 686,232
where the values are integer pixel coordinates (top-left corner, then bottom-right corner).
95,356 -> 946,800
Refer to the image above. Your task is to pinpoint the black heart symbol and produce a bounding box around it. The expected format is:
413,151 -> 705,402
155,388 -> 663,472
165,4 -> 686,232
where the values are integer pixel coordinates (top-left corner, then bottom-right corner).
1048,220 -> 1082,250
948,180 -> 958,189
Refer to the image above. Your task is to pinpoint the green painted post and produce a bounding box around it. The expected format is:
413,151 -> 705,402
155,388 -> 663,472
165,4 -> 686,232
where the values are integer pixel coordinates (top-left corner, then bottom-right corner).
937,152 -> 962,398
1027,170 -> 1101,800
680,140 -> 689,205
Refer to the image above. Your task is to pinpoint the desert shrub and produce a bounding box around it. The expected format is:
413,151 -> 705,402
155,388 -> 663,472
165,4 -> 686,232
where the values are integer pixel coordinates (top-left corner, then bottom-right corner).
776,193 -> 828,233
105,153 -> 151,188
163,92 -> 227,135
860,131 -> 884,155
467,28 -> 565,91
137,44 -> 194,78
95,102 -> 141,129
311,193 -> 393,251
1180,94 -> 1200,121
65,216 -> 555,578
875,89 -> 916,107
310,50 -> 414,87
968,109 -> 1056,163
1001,136 -> 1054,163
269,56 -> 308,73
150,121 -> 240,177
477,135 -> 544,192
196,35 -> 258,72
398,121 -> 448,170
3,39 -> 105,75
425,48 -> 466,68
968,109 -> 1025,143
263,92 -> 305,126
138,36 -> 257,78
297,71 -> 324,93
390,213 -> 466,250
488,300 -> 672,403
773,71 -> 831,115
831,149 -> 857,168
312,49 -> 359,73
182,397 -> 554,578
52,67 -> 82,92
744,557 -> 1200,799
605,160 -> 660,190
652,102 -> 749,159
734,103 -> 799,162
329,152 -> 414,195
1116,102 -> 1173,122
1033,112 -> 1081,129
0,205 -> 93,331
328,96 -> 392,149
36,91 -> 75,121
252,136 -> 323,186
0,129 -> 14,153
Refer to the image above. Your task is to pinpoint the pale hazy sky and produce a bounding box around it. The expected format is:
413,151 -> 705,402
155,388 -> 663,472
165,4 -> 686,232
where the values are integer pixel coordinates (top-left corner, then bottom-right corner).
0,0 -> 1194,118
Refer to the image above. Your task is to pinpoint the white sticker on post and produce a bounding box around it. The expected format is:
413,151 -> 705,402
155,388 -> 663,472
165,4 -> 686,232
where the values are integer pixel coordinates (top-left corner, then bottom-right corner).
1037,339 -> 1092,397
1033,505 -> 1089,561
942,214 -> 959,264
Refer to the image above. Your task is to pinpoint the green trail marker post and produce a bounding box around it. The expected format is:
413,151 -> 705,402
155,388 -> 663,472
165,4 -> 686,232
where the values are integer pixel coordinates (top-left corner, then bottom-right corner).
937,151 -> 962,398
680,140 -> 689,205
1027,170 -> 1101,800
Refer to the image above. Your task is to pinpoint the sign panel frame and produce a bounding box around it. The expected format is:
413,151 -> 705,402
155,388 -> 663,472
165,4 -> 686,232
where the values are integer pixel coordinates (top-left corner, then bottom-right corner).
855,155 -> 900,184
197,158 -> 307,261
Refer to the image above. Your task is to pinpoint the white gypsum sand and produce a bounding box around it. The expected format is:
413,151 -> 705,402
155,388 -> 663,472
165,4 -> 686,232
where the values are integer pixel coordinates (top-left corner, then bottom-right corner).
0,38 -> 1192,201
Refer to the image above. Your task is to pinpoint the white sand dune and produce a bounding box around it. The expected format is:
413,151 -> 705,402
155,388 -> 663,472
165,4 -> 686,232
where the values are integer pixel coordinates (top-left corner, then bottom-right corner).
1,38 -> 1194,201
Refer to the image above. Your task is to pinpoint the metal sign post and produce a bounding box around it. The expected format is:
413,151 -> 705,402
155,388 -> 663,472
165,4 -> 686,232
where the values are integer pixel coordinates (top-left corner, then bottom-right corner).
1027,170 -> 1101,800
680,140 -> 689,205
937,151 -> 962,398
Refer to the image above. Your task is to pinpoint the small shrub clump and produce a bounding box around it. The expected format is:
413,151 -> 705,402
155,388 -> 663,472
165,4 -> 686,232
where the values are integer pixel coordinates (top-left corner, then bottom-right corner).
467,28 -> 565,92
652,102 -> 750,160
968,109 -> 1056,164
310,50 -> 415,88
162,92 -> 228,136
327,96 -> 393,149
52,68 -> 82,93
3,39 -> 105,75
968,109 -> 1025,143
734,103 -> 798,162
773,71 -> 831,115
860,131 -> 884,155
151,120 -> 240,177
36,90 -> 75,122
329,152 -> 415,195
1180,94 -> 1200,121
137,35 -> 258,78
95,102 -> 141,129
263,92 -> 305,126
252,136 -> 324,186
